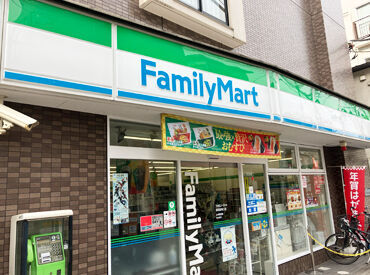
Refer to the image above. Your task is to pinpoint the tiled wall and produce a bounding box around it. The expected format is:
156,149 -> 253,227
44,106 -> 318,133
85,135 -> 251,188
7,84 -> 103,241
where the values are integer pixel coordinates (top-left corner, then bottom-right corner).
0,103 -> 107,274
60,0 -> 355,99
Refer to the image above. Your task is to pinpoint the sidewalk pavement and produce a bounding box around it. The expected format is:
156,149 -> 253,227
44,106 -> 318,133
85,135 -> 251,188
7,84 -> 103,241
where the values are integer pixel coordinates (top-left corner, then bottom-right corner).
299,255 -> 370,275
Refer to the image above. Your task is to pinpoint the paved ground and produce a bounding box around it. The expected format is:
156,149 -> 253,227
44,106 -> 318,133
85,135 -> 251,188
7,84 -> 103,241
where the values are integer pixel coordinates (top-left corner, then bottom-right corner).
299,256 -> 370,275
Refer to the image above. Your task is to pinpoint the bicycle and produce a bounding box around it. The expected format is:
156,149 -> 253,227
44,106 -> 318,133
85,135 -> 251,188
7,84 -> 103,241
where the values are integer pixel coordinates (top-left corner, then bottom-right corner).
325,211 -> 370,265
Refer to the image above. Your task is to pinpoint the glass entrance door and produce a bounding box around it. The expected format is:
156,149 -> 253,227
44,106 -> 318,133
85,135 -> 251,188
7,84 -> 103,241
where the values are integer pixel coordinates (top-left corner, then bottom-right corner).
181,161 -> 247,275
242,164 -> 275,275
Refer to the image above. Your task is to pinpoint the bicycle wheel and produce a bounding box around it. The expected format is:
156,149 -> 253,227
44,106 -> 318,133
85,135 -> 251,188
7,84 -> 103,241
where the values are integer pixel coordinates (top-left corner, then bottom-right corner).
325,233 -> 361,265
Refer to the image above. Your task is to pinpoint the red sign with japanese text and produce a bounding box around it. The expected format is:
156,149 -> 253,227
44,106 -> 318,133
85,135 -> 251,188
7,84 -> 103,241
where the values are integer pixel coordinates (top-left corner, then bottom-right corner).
343,167 -> 366,229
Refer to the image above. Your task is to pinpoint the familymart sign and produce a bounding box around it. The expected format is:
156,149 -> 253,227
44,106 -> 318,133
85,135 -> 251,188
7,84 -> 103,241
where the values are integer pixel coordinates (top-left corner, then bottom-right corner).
117,51 -> 271,119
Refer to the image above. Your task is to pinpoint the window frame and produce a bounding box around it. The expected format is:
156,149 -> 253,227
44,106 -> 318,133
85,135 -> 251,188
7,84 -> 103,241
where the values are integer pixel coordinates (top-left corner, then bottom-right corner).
178,0 -> 229,26
267,143 -> 335,264
139,0 -> 246,48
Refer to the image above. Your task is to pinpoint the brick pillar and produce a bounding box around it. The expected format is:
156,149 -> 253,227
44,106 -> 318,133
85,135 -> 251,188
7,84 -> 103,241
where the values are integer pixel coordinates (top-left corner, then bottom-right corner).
0,103 -> 108,274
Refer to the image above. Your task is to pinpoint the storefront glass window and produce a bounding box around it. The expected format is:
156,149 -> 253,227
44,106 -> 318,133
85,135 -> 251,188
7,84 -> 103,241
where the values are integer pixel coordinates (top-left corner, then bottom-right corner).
302,175 -> 332,246
269,175 -> 308,260
110,159 -> 180,275
110,120 -> 161,148
243,164 -> 274,275
268,145 -> 297,169
299,148 -> 323,169
181,162 -> 247,274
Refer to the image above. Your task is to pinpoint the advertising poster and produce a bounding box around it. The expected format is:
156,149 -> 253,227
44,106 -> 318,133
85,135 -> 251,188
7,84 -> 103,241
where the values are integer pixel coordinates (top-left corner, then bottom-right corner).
220,226 -> 238,262
163,210 -> 177,228
343,166 -> 366,229
140,214 -> 164,232
286,189 -> 302,210
112,173 -> 129,225
162,114 -> 281,159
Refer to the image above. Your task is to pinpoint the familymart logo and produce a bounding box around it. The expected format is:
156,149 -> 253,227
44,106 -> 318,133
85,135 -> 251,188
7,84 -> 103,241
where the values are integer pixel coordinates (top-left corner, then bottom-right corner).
141,58 -> 260,107
184,172 -> 203,275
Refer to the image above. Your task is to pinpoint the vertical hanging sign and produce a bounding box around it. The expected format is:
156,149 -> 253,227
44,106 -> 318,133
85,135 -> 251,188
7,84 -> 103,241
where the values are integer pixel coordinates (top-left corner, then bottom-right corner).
343,166 -> 366,229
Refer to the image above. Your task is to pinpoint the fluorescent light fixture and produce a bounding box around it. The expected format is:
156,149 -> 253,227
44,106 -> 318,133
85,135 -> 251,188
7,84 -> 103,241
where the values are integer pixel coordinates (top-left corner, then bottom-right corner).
124,136 -> 161,142
150,166 -> 175,169
268,157 -> 293,163
157,172 -> 175,176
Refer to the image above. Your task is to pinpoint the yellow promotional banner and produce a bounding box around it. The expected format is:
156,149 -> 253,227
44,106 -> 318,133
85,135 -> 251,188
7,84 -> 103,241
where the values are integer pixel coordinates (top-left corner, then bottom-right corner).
161,114 -> 281,159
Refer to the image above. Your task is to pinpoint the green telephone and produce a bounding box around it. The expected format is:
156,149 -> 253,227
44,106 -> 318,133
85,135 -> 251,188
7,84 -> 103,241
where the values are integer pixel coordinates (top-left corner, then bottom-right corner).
27,232 -> 66,275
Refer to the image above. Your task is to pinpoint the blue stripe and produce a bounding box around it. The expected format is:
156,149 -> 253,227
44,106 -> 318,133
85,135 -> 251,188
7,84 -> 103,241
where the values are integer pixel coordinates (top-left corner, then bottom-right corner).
273,210 -> 304,218
283,118 -> 317,129
118,90 -> 271,120
111,232 -> 180,248
213,221 -> 242,229
5,71 -> 112,95
306,205 -> 329,213
318,126 -> 367,140
273,115 -> 281,121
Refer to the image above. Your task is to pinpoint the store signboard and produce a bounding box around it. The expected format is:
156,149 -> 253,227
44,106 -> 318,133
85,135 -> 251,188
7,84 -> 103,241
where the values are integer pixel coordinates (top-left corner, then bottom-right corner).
161,114 -> 281,158
117,51 -> 271,120
343,166 -> 366,230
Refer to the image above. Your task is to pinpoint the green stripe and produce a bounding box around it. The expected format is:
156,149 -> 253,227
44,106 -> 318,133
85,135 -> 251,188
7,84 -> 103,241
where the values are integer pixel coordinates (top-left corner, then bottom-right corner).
112,228 -> 179,243
278,74 -> 313,100
247,213 -> 269,223
358,107 -> 370,120
269,71 -> 277,88
213,218 -> 242,226
306,204 -> 329,212
314,90 -> 340,110
339,99 -> 358,116
9,0 -> 111,47
117,26 -> 267,86
273,208 -> 303,216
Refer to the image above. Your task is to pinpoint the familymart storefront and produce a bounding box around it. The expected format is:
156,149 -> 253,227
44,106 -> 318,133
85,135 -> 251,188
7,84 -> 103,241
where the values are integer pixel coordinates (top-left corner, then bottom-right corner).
108,114 -> 335,275
1,0 -> 369,274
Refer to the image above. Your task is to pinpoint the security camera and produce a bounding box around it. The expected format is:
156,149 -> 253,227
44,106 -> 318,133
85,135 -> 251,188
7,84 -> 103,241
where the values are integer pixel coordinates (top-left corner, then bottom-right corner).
0,104 -> 39,131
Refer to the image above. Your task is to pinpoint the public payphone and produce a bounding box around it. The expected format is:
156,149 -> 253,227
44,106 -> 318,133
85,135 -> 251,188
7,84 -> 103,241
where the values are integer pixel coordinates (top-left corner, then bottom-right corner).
9,210 -> 73,275
27,232 -> 65,275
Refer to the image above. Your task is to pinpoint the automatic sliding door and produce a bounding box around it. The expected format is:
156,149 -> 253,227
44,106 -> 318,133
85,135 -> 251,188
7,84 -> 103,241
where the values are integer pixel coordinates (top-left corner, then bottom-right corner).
181,162 -> 247,274
243,164 -> 275,275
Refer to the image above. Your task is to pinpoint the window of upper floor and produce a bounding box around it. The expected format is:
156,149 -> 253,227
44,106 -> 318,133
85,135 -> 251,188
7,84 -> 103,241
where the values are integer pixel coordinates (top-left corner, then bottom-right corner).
179,0 -> 228,25
357,3 -> 369,20
139,0 -> 246,48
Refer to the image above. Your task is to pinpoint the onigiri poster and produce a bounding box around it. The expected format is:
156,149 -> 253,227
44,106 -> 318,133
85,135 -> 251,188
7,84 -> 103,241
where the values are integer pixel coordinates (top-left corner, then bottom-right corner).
113,173 -> 129,225
162,114 -> 281,159
220,225 -> 237,262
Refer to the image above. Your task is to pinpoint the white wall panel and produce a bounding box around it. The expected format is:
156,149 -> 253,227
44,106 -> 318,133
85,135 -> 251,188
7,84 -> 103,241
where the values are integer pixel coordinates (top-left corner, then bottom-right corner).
4,23 -> 112,88
279,92 -> 316,125
315,104 -> 343,131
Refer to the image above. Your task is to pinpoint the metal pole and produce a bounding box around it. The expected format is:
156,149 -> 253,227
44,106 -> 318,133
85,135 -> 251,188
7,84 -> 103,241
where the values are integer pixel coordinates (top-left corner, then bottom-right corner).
68,216 -> 73,275
20,220 -> 29,275
308,226 -> 317,275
